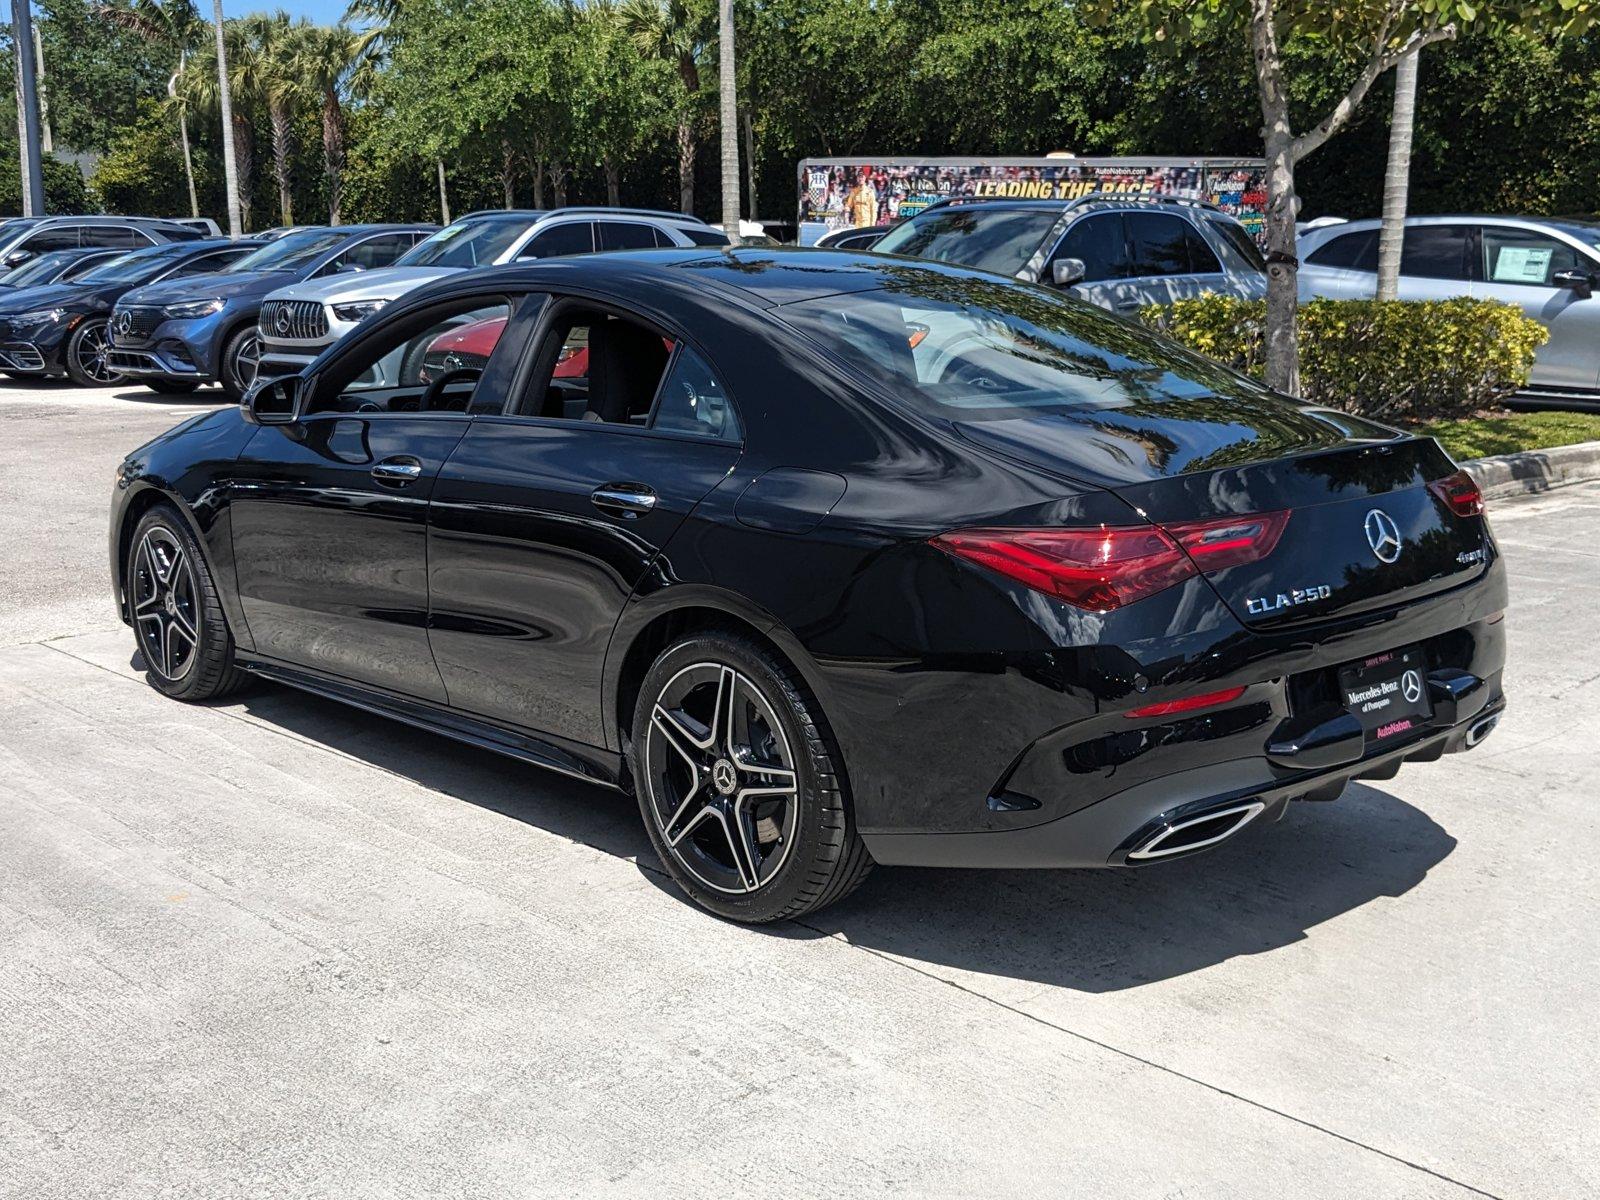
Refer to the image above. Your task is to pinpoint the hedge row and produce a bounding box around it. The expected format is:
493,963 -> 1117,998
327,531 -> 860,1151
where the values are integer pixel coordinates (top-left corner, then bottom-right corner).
1138,295 -> 1548,424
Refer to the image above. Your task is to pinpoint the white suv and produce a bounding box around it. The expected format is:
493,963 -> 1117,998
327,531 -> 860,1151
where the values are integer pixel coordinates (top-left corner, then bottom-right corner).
256,208 -> 728,379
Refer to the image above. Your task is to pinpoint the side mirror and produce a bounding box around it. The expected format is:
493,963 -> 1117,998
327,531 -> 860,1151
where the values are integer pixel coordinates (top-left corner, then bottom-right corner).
335,262 -> 365,274
1552,268 -> 1593,299
1051,257 -> 1087,288
242,373 -> 303,425
5,250 -> 33,268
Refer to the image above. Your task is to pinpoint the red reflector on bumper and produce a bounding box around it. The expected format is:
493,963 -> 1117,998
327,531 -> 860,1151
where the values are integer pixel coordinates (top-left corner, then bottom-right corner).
1125,685 -> 1247,720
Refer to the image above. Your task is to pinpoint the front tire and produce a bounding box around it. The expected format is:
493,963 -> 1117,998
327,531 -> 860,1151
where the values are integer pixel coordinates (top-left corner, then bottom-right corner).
219,326 -> 259,401
65,318 -> 122,386
126,504 -> 248,701
630,631 -> 872,923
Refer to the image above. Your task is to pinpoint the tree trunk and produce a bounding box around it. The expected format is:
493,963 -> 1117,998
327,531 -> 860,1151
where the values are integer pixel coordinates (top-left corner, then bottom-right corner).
743,108 -> 757,222
31,22 -> 51,154
270,101 -> 294,225
501,139 -> 516,208
531,151 -> 544,208
1250,2 -> 1300,395
231,112 -> 254,231
1376,49 -> 1420,301
211,0 -> 242,237
717,0 -> 740,243
548,162 -> 568,208
604,157 -> 620,206
322,88 -> 345,226
173,53 -> 199,219
436,158 -> 450,223
676,117 -> 695,215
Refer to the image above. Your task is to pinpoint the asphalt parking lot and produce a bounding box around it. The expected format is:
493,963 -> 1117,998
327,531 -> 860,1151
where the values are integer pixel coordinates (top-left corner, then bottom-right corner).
2,377 -> 1597,1199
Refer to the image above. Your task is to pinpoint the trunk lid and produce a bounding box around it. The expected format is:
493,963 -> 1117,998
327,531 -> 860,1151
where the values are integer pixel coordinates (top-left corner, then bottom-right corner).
953,401 -> 1488,627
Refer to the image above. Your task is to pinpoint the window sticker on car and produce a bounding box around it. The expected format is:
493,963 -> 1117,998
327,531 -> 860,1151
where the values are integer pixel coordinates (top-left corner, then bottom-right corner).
1492,246 -> 1553,284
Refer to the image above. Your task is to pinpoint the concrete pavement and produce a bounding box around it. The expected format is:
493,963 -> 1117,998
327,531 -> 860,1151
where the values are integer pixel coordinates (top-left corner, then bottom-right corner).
2,379 -> 1596,1198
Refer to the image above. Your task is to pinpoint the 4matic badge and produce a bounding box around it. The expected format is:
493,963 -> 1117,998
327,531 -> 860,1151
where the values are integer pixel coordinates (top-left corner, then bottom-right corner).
1246,584 -> 1333,616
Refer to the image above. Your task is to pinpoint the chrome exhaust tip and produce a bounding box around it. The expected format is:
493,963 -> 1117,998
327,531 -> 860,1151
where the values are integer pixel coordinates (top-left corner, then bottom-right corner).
1465,713 -> 1500,748
1126,799 -> 1267,862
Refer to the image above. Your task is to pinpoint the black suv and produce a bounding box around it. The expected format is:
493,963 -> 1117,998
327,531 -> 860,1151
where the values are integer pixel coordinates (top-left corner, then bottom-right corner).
872,195 -> 1267,314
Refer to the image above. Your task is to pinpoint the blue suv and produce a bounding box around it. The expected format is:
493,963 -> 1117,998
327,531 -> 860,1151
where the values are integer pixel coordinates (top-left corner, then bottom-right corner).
107,224 -> 434,398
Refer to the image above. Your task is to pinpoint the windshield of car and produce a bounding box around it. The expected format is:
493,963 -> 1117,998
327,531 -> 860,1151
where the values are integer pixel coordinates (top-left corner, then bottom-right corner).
77,246 -> 187,286
397,217 -> 532,267
873,208 -> 1062,276
1,250 -> 79,286
1543,220 -> 1600,255
222,229 -> 351,273
780,274 -> 1267,418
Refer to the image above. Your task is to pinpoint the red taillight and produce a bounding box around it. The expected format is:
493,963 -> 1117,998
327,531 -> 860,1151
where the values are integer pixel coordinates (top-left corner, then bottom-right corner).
1429,469 -> 1484,517
1165,510 -> 1290,573
933,509 -> 1288,611
1125,685 -> 1247,720
931,525 -> 1195,612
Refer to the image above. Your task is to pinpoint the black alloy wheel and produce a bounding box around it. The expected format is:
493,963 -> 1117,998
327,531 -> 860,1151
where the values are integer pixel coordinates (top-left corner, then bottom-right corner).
221,327 -> 260,400
66,318 -> 122,386
632,631 -> 872,922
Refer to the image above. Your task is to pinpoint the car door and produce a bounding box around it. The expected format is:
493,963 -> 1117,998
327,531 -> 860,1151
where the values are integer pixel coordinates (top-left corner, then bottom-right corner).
427,297 -> 743,746
229,292 -> 530,701
1300,227 -> 1378,299
1118,210 -> 1231,311
1046,212 -> 1130,310
1474,224 -> 1600,392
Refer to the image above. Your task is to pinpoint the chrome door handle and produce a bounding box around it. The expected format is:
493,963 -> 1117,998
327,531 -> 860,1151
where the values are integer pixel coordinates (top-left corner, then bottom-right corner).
371,457 -> 423,485
591,482 -> 658,518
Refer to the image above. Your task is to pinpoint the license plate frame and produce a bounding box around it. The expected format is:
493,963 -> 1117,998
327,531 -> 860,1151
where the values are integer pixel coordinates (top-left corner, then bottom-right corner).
1338,645 -> 1432,745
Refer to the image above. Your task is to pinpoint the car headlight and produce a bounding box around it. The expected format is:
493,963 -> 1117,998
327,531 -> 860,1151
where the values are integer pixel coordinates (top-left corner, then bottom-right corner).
11,307 -> 67,325
331,299 -> 388,323
161,298 -> 224,319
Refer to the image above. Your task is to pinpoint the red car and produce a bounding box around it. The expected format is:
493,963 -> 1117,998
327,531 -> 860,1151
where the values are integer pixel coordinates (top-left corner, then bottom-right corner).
420,315 -> 589,381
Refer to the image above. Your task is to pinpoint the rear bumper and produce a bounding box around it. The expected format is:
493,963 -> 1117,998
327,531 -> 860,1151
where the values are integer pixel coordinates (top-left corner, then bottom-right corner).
863,693 -> 1505,869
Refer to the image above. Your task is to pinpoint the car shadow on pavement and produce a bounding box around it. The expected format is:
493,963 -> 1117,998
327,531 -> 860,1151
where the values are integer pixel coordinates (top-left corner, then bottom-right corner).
109,386 -> 229,406
217,671 -> 1455,994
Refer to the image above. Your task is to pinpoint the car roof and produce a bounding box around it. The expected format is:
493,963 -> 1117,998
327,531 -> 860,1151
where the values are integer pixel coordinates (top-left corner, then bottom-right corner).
413,246 -> 1026,309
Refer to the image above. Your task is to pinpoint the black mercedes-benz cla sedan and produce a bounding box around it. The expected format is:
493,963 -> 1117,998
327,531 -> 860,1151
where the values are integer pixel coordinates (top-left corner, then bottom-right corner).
109,249 -> 1507,922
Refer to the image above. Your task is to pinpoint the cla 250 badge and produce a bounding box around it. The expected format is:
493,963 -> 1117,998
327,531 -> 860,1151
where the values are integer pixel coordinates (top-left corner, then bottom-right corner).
1246,584 -> 1333,616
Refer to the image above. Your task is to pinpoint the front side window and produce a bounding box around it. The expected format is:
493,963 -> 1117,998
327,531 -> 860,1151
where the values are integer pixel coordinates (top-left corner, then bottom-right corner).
21,227 -> 81,254
80,225 -> 147,248
519,222 -> 595,259
596,222 -> 660,252
781,276 -> 1269,419
1205,216 -> 1267,271
1306,229 -> 1377,271
874,208 -> 1062,277
1051,213 -> 1128,283
1400,225 -> 1473,281
1481,227 -> 1591,287
326,233 -> 417,273
310,300 -> 516,415
161,247 -> 252,279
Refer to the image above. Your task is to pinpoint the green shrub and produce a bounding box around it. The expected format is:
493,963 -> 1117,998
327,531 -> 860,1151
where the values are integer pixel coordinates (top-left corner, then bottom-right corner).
1139,295 -> 1548,424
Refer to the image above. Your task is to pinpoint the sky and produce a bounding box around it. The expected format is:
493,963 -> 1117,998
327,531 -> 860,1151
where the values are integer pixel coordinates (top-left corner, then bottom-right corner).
223,0 -> 352,22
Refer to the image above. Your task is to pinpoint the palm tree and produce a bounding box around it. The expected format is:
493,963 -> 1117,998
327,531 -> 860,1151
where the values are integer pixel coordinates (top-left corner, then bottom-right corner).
183,19 -> 263,230
96,0 -> 203,218
1376,48 -> 1422,300
286,22 -> 374,226
242,11 -> 301,225
210,0 -> 241,235
621,0 -> 707,215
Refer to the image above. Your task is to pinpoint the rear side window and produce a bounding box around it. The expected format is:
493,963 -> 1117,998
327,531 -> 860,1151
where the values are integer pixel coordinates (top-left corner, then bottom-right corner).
1307,230 -> 1377,271
1401,226 -> 1473,280
874,208 -> 1062,276
681,227 -> 731,247
1205,216 -> 1267,271
520,222 -> 594,259
652,347 -> 740,441
81,225 -> 146,248
596,222 -> 660,252
1051,213 -> 1127,283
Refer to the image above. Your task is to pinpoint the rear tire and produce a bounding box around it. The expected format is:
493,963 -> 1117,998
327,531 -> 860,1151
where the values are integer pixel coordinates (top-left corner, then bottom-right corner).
126,504 -> 248,701
219,326 -> 259,401
630,630 -> 872,923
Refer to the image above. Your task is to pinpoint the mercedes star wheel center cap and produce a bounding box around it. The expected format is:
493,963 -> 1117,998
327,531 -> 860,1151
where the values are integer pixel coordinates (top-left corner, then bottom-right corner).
712,758 -> 738,795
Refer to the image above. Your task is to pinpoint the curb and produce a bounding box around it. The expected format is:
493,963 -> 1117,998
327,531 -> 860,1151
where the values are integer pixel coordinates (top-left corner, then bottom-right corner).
1459,439 -> 1600,502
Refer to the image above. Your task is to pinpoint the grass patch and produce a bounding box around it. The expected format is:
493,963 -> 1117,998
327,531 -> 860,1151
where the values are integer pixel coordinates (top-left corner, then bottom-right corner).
1415,410 -> 1600,460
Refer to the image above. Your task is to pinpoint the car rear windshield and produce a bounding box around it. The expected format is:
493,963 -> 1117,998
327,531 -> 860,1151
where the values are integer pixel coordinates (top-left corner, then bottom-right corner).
224,229 -> 352,273
873,208 -> 1062,277
779,275 -> 1267,418
399,217 -> 532,267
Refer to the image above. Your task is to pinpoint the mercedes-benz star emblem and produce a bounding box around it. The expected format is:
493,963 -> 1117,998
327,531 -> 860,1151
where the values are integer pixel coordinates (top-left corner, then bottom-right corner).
1365,509 -> 1402,564
114,310 -> 132,336
711,759 -> 738,795
1401,669 -> 1424,704
275,307 -> 292,336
